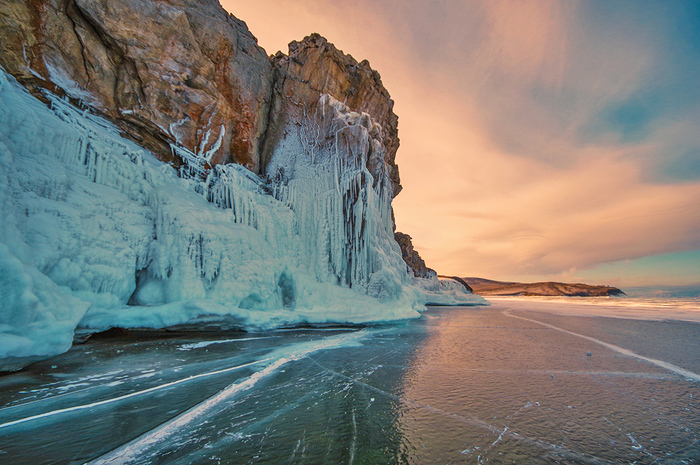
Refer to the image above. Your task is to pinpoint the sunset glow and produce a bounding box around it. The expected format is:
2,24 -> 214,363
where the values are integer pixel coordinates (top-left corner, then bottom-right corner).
221,0 -> 700,287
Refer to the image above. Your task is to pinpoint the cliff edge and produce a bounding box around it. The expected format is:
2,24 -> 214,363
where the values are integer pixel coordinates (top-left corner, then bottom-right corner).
394,232 -> 436,278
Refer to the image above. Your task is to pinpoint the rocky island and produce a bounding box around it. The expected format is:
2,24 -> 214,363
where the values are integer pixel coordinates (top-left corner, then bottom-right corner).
461,277 -> 626,297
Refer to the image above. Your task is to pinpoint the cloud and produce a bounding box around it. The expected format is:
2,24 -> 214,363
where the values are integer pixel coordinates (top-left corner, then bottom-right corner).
393,99 -> 700,281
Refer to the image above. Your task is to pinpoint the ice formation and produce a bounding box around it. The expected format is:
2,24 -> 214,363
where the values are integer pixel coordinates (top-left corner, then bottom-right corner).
0,69 -> 484,370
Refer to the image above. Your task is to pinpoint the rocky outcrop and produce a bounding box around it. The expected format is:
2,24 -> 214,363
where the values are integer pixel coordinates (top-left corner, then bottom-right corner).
0,1 -> 402,195
462,278 -> 626,297
263,34 -> 401,196
394,232 -> 436,278
1,0 -> 413,278
0,0 -> 468,372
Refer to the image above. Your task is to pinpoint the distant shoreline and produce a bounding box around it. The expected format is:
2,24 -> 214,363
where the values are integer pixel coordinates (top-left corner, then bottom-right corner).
450,277 -> 625,297
485,296 -> 700,324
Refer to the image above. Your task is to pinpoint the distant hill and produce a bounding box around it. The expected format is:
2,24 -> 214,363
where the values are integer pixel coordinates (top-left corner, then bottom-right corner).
461,278 -> 625,297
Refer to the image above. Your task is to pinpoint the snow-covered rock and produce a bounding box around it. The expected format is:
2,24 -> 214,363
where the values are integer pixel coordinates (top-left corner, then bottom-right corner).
0,0 -> 272,170
412,276 -> 489,307
0,1 -> 401,195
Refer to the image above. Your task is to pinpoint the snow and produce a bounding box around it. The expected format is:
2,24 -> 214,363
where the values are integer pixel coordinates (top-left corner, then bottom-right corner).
201,124 -> 225,162
44,61 -> 103,111
0,68 -> 485,370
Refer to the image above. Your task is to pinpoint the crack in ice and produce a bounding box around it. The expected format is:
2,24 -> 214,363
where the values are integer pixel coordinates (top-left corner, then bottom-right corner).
503,311 -> 700,381
86,330 -> 370,464
0,359 -> 267,431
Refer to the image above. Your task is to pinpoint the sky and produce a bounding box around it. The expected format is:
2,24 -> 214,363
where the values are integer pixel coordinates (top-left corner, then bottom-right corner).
220,0 -> 700,288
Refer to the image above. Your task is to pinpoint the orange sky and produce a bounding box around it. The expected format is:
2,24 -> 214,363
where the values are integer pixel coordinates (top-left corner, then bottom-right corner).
220,0 -> 700,287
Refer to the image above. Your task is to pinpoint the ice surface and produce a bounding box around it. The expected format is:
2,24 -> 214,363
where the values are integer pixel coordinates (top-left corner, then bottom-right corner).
1,306 -> 697,464
0,69 -> 484,369
89,330 -> 371,465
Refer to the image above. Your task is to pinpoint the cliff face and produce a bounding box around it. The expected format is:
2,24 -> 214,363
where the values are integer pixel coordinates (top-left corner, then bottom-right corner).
0,0 -> 402,195
0,0 -> 272,170
264,34 -> 401,197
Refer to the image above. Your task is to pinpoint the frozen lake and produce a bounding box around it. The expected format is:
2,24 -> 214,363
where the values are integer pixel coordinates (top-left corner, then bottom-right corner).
1,299 -> 698,464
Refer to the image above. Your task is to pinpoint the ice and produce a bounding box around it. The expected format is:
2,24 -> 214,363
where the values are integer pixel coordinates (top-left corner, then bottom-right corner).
1,305 -> 697,463
506,310 -> 700,381
201,125 -> 225,162
176,337 -> 274,351
0,243 -> 89,369
487,296 -> 700,322
88,329 -> 371,465
0,68 -> 484,370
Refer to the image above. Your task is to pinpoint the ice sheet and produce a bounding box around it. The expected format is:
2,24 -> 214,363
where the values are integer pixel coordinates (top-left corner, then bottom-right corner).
2,308 -> 696,463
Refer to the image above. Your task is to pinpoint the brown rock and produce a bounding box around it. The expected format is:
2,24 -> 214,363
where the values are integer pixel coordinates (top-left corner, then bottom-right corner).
0,0 -> 272,170
1,1 -> 403,198
436,276 -> 474,293
394,232 -> 436,278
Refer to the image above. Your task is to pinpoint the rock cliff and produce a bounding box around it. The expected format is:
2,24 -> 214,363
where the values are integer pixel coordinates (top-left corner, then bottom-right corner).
263,34 -> 401,197
1,0 -> 481,370
0,0 -> 272,170
394,232 -> 436,278
0,0 -> 402,195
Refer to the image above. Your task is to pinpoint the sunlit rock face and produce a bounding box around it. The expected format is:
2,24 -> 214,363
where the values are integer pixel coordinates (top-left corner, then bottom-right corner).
0,2 -> 402,193
0,0 -> 272,170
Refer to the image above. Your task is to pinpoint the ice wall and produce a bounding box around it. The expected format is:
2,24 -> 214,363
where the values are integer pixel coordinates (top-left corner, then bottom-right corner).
266,95 -> 407,296
0,73 -> 448,369
0,70 -> 485,370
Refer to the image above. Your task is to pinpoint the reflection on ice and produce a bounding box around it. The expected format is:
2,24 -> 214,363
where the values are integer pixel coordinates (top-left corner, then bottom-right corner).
396,306 -> 699,464
506,310 -> 700,382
